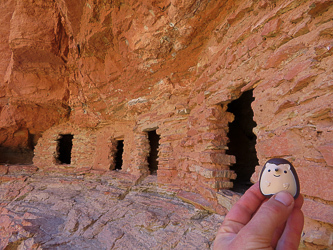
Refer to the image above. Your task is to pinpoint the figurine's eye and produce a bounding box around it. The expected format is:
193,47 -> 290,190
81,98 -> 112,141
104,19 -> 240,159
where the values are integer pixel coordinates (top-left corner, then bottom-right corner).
268,169 -> 271,172
284,170 -> 287,174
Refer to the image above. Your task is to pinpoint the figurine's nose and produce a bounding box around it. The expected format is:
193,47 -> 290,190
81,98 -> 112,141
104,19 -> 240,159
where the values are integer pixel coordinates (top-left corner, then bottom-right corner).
275,168 -> 279,172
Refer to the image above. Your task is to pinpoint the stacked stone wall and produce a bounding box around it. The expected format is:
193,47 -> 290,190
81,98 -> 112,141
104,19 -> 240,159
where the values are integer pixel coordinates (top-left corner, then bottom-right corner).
33,123 -> 96,171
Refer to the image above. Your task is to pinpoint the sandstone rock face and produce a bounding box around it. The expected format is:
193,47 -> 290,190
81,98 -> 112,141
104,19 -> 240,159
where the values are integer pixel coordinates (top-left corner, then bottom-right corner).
0,0 -> 332,248
0,0 -> 70,163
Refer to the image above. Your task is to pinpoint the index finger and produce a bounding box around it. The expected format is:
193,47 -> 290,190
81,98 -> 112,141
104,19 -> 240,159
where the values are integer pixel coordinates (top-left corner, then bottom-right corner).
222,183 -> 266,231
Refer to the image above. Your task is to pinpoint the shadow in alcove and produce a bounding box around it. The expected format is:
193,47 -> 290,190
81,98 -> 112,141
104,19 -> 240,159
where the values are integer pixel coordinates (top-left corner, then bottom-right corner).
0,133 -> 38,165
226,89 -> 259,193
0,147 -> 34,165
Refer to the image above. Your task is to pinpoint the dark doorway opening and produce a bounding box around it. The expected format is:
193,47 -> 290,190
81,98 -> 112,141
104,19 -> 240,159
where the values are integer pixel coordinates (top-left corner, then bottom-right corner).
114,140 -> 124,170
148,130 -> 160,175
57,134 -> 73,164
226,89 -> 259,193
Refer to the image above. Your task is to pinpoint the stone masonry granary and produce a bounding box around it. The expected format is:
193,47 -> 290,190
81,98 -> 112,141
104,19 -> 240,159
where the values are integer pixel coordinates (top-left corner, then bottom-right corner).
0,0 -> 332,248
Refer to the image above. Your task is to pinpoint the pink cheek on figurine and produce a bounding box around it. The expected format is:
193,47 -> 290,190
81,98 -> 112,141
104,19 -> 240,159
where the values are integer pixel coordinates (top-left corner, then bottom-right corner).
259,158 -> 300,199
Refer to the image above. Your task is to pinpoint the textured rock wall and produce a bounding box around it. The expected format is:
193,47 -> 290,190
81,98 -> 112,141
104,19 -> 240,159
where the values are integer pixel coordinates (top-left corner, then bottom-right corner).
0,0 -> 70,163
0,0 -> 332,247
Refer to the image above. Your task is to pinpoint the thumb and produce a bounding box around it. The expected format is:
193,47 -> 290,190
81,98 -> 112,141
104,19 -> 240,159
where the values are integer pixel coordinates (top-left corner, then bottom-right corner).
239,191 -> 294,246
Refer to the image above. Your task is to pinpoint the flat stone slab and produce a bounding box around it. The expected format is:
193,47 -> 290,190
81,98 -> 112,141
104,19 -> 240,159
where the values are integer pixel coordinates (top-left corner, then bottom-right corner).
0,171 -> 224,249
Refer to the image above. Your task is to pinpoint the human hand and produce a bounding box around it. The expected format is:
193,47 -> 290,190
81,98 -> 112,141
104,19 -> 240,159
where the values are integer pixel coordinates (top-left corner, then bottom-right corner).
213,182 -> 304,250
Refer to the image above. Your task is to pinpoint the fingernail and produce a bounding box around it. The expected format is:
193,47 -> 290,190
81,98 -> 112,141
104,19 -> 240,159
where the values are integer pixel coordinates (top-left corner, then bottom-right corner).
274,192 -> 293,206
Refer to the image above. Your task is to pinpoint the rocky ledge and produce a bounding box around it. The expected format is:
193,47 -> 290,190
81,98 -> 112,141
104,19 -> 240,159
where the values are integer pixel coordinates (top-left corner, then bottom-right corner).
0,167 -> 223,249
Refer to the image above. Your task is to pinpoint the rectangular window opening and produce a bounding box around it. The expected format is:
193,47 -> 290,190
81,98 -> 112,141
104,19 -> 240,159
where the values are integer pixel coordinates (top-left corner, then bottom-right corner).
114,140 -> 124,170
56,134 -> 73,164
148,130 -> 160,175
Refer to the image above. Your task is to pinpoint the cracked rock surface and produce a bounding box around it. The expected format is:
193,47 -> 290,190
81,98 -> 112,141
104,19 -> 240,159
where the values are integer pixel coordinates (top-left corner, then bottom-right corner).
0,171 -> 223,249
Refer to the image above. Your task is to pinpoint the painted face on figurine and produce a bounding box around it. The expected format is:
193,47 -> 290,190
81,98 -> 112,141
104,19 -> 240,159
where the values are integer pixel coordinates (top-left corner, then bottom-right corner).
259,158 -> 300,199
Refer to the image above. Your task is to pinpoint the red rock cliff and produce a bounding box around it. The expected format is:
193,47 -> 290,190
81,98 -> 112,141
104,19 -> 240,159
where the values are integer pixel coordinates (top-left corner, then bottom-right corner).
0,0 -> 332,248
